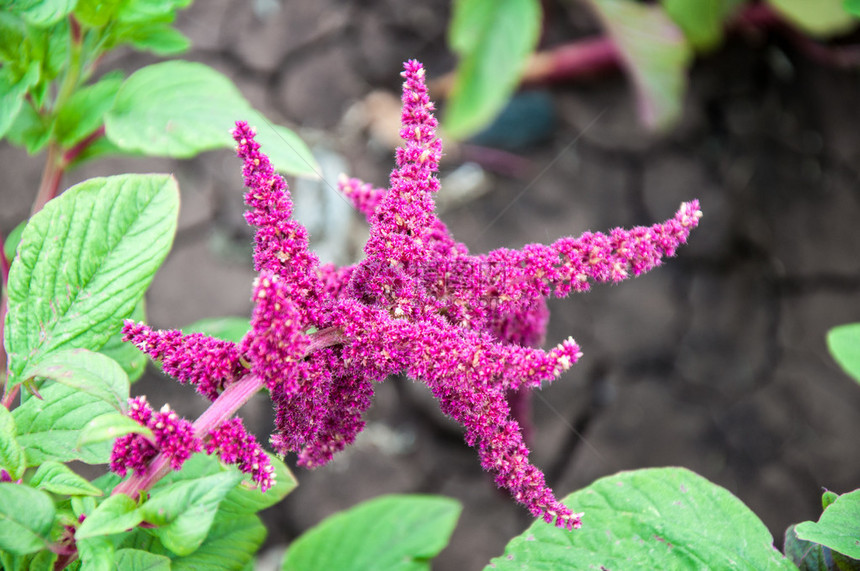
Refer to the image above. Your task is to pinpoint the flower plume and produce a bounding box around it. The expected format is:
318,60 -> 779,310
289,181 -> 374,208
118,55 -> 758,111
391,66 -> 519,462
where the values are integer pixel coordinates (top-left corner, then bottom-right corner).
114,59 -> 701,529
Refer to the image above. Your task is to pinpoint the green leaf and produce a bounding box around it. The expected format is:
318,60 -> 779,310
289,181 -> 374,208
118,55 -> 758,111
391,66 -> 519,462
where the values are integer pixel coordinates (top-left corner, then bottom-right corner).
77,535 -> 114,571
0,548 -> 59,570
20,349 -> 129,411
116,0 -> 191,23
827,323 -> 860,385
847,0 -> 860,17
253,122 -> 320,180
73,0 -> 122,27
282,495 -> 462,571
171,514 -> 264,571
219,453 -> 297,515
115,549 -> 172,571
76,493 -> 142,539
4,174 -> 179,386
3,219 -> 27,265
104,61 -> 315,176
660,0 -> 745,51
12,381 -> 122,465
487,467 -> 795,570
30,461 -> 103,496
183,317 -> 250,344
77,412 -> 153,447
8,0 -> 78,27
767,0 -> 857,38
4,95 -> 53,153
0,405 -> 26,480
55,73 -> 123,147
796,489 -> 860,559
125,23 -> 191,55
585,0 -> 693,130
0,62 -> 40,139
0,483 -> 56,555
443,0 -> 542,140
139,471 -> 242,556
100,299 -> 148,383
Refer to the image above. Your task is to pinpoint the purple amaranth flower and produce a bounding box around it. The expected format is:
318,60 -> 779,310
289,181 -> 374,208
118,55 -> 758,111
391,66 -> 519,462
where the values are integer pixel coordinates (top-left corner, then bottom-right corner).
206,418 -> 276,492
116,59 -> 701,530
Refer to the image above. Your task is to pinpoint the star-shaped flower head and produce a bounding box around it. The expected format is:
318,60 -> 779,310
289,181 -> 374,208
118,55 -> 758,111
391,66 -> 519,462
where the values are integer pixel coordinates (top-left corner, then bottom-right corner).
116,59 -> 701,530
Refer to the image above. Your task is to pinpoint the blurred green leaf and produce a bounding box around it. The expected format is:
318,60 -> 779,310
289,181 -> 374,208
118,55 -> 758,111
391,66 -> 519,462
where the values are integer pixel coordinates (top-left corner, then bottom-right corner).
5,96 -> 53,154
487,467 -> 795,570
796,489 -> 860,560
3,0 -> 77,27
219,453 -> 297,515
55,73 -> 122,146
115,549 -> 171,571
171,514 -> 265,571
827,324 -> 860,385
0,483 -> 55,555
3,219 -> 27,266
586,0 -> 693,130
847,0 -> 860,17
0,62 -> 39,139
125,22 -> 191,55
282,495 -> 462,571
104,61 -> 316,176
660,0 -> 745,51
767,0 -> 857,37
4,174 -> 178,386
0,406 -> 26,480
444,0 -> 542,140
30,461 -> 103,496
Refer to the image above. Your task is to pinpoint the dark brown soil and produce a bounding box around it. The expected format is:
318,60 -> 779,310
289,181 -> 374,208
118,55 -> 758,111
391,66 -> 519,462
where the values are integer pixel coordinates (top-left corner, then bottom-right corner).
3,1 -> 860,569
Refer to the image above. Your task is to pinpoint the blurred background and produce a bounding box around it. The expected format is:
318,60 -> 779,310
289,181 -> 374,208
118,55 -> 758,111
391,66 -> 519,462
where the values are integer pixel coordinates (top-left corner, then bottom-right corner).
3,1 -> 860,568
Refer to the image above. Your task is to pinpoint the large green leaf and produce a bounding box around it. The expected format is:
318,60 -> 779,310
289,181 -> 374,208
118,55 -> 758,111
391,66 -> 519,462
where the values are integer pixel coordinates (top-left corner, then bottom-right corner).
767,0 -> 857,38
282,495 -> 462,571
139,471 -> 242,556
586,0 -> 693,130
796,489 -> 860,560
104,61 -> 318,176
12,380 -> 125,465
0,405 -> 26,480
444,0 -> 542,140
827,323 -> 860,385
660,0 -> 745,51
486,467 -> 796,570
0,483 -> 56,555
4,174 -> 178,386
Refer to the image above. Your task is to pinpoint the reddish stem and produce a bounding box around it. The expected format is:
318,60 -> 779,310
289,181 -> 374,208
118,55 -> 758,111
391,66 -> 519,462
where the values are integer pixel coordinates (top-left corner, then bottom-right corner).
31,143 -> 64,217
522,37 -> 620,85
62,125 -> 105,166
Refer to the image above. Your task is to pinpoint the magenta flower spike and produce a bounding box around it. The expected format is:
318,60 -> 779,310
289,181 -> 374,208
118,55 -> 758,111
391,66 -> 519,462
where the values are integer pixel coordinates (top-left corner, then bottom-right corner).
114,59 -> 701,530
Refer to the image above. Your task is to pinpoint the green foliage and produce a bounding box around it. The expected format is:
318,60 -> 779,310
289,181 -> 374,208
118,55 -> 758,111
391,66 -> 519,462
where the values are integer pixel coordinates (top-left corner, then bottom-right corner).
444,0 -> 542,140
827,323 -> 860,385
184,317 -> 252,344
660,0 -> 745,51
4,174 -> 179,387
587,0 -> 693,131
281,494 -> 462,571
0,483 -> 56,555
767,0 -> 857,37
487,467 -> 795,570
796,490 -> 860,560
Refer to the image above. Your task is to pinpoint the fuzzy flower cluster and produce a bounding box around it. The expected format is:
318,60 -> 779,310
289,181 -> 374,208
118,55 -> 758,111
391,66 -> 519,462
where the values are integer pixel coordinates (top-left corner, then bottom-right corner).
113,59 -> 701,529
110,396 -> 275,492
